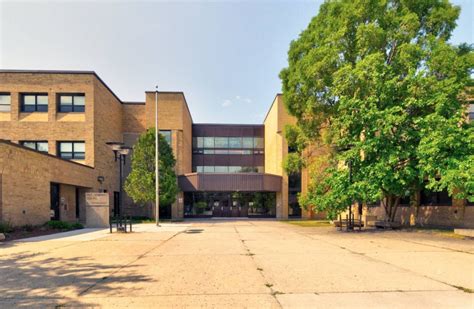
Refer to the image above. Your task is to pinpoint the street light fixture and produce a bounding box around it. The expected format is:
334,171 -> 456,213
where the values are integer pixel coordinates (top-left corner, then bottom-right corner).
106,142 -> 131,219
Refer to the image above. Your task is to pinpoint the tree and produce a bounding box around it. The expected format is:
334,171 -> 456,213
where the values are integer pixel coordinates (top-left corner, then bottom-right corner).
125,128 -> 178,208
280,0 -> 473,221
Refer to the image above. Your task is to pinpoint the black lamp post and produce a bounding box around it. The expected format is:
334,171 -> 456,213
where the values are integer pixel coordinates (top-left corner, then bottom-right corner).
106,142 -> 131,218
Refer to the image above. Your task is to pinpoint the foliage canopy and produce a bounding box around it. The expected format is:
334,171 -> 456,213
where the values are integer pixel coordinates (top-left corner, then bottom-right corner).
280,0 -> 474,220
125,129 -> 178,207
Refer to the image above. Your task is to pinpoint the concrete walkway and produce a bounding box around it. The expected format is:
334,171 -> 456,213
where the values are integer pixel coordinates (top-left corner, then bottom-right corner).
0,220 -> 473,308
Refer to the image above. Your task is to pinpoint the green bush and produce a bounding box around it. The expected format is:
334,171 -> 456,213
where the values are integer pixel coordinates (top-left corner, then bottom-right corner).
46,221 -> 83,230
71,222 -> 84,230
0,222 -> 13,234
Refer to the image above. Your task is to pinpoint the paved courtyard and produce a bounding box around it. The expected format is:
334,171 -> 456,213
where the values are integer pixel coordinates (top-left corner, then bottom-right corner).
0,220 -> 473,308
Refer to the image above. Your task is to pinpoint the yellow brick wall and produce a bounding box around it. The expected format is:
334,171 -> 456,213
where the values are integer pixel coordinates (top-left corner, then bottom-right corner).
0,142 -> 97,226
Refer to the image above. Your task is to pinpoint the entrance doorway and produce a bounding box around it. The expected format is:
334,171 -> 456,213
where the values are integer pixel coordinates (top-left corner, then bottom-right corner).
184,192 -> 276,218
50,183 -> 60,220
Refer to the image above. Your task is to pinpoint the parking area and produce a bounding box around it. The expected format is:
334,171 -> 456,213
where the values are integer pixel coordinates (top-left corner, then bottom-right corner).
0,220 -> 473,308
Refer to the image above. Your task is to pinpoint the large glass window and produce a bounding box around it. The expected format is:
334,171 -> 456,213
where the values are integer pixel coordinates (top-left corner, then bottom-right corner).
0,93 -> 11,112
228,137 -> 242,148
21,94 -> 48,112
254,137 -> 264,149
58,94 -> 85,112
214,166 -> 229,173
214,137 -> 229,148
242,137 -> 254,148
58,141 -> 85,160
194,166 -> 263,173
20,141 -> 48,153
204,137 -> 214,148
159,130 -> 171,144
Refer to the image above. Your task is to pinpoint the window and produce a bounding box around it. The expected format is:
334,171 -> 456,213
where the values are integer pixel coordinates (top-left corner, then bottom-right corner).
229,137 -> 242,148
254,137 -> 264,149
469,104 -> 474,121
242,137 -> 254,148
159,130 -> 171,144
203,137 -> 214,148
21,94 -> 48,112
420,188 -> 452,206
0,93 -> 11,112
20,141 -> 48,153
58,141 -> 85,160
58,94 -> 85,112
399,195 -> 411,206
215,137 -> 229,148
203,166 -> 214,173
214,166 -> 229,173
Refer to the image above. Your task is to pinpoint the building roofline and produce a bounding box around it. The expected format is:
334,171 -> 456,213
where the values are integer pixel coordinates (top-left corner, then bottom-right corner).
263,93 -> 283,124
193,123 -> 264,127
0,139 -> 95,169
145,90 -> 194,124
0,69 -> 125,105
122,101 -> 145,105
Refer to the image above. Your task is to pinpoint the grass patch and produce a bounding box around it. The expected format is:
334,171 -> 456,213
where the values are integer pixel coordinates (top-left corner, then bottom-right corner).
412,227 -> 466,239
286,220 -> 332,227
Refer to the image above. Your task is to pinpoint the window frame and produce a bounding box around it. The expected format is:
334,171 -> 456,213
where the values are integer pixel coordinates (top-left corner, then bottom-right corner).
159,130 -> 172,144
57,93 -> 85,113
0,93 -> 11,112
57,141 -> 86,160
20,140 -> 49,153
21,93 -> 48,112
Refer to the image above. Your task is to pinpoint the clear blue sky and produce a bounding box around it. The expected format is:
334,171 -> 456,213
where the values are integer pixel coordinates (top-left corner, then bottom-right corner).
1,0 -> 472,124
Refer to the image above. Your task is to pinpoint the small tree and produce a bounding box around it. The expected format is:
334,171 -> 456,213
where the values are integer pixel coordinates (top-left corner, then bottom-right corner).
280,0 -> 473,221
125,128 -> 178,208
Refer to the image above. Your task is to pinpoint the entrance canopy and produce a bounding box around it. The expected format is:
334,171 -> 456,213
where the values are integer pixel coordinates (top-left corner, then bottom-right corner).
178,173 -> 282,192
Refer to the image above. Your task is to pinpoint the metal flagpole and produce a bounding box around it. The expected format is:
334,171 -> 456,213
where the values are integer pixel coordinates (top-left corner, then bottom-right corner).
155,86 -> 160,226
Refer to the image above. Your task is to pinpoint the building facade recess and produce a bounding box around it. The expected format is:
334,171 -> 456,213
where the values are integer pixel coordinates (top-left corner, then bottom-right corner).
0,70 -> 472,228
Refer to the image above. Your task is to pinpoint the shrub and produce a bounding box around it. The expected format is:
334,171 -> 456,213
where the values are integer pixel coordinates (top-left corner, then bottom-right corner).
0,222 -> 13,234
71,222 -> 84,230
47,221 -> 84,230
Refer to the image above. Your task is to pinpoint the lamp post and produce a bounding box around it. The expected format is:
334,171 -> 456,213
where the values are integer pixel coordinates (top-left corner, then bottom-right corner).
106,142 -> 131,218
155,86 -> 160,226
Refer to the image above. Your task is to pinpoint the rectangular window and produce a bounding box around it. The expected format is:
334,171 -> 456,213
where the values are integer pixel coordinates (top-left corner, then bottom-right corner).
214,137 -> 229,148
20,141 -> 48,153
195,166 -> 204,173
254,137 -> 264,149
228,166 -> 241,173
242,137 -> 254,148
159,130 -> 172,144
21,94 -> 48,112
421,187 -> 452,206
203,137 -> 214,148
0,93 -> 11,112
58,94 -> 85,112
229,137 -> 242,148
203,166 -> 214,173
58,141 -> 85,160
214,166 -> 229,173
469,104 -> 474,121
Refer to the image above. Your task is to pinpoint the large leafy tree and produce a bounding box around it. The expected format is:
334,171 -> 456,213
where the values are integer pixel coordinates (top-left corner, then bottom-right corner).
125,129 -> 178,207
280,0 -> 473,221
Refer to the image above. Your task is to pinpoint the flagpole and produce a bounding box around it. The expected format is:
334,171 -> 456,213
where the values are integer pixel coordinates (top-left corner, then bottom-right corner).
155,86 -> 160,226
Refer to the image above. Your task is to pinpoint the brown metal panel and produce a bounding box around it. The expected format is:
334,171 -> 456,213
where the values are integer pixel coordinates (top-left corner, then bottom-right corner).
178,173 -> 282,192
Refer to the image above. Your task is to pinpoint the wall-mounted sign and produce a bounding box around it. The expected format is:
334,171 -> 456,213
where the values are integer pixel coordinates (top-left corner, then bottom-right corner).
86,193 -> 109,207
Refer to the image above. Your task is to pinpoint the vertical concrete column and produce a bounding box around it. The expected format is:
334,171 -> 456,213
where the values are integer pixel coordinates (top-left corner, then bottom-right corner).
276,185 -> 289,220
172,191 -> 184,221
